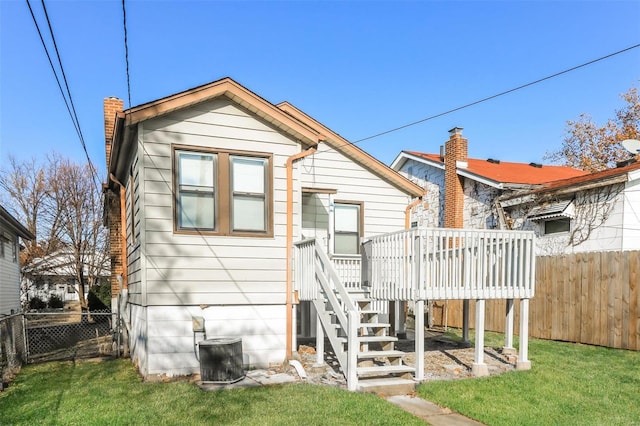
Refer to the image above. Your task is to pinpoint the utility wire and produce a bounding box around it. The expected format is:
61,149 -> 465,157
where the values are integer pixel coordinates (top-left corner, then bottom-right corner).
40,0 -> 100,189
26,0 -> 102,190
122,0 -> 132,109
348,43 -> 640,146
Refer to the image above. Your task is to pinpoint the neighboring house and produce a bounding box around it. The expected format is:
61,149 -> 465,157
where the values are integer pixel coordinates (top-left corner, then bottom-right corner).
500,159 -> 640,255
0,205 -> 34,316
391,127 -> 587,237
22,249 -> 110,304
103,77 -> 423,378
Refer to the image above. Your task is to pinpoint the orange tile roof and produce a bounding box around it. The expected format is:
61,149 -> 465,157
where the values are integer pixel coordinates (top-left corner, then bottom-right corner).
405,151 -> 588,185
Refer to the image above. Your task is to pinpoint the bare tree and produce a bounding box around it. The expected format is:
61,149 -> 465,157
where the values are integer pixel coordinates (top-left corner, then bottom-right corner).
0,155 -> 108,310
49,156 -> 108,310
545,84 -> 640,172
0,156 -> 63,266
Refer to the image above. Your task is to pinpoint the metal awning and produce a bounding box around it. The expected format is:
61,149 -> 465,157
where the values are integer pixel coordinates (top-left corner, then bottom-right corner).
527,199 -> 574,221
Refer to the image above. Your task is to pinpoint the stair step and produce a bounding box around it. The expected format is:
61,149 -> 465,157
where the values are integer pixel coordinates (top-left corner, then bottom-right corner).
359,335 -> 398,343
337,335 -> 397,345
357,377 -> 416,396
358,350 -> 406,359
359,322 -> 390,328
357,364 -> 415,375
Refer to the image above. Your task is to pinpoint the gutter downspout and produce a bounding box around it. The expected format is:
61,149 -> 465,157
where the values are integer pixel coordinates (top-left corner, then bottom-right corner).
394,195 -> 423,337
405,197 -> 423,230
286,143 -> 319,359
109,173 -> 128,291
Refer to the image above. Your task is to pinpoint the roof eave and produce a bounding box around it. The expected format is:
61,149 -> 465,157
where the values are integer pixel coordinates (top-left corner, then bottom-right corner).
277,102 -> 423,197
123,78 -> 320,148
0,205 -> 34,240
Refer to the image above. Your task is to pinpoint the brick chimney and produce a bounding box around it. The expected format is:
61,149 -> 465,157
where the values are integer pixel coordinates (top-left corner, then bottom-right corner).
444,127 -> 467,229
103,97 -> 124,300
104,97 -> 124,172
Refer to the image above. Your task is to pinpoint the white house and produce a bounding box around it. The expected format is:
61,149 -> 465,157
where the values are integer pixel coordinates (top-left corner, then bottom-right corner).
103,77 -> 423,379
500,159 -> 640,255
22,249 -> 110,304
391,128 -> 586,244
0,204 -> 34,316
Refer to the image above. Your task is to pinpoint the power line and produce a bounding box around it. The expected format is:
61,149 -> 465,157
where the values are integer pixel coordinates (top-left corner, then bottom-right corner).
26,0 -> 102,190
348,43 -> 640,146
122,0 -> 132,109
40,0 -> 100,189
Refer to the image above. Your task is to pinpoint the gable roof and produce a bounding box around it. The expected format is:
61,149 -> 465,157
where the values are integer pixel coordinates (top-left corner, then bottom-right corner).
109,77 -> 422,197
277,102 -> 423,197
392,151 -> 587,189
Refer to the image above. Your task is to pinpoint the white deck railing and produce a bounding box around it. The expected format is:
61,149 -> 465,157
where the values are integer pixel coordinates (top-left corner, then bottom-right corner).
363,228 -> 535,301
294,240 -> 363,300
295,227 -> 535,303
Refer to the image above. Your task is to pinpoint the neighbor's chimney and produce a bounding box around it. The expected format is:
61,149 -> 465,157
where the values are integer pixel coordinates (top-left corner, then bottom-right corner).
104,97 -> 124,173
444,127 -> 467,229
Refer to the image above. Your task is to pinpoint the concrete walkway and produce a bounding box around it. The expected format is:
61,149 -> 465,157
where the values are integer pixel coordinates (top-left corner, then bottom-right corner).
386,395 -> 484,426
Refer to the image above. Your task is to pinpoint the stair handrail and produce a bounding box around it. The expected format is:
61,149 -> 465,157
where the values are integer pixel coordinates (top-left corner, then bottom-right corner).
312,239 -> 359,391
313,240 -> 358,313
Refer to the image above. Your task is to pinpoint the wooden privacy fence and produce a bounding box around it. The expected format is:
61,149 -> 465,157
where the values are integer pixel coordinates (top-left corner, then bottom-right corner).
432,250 -> 640,351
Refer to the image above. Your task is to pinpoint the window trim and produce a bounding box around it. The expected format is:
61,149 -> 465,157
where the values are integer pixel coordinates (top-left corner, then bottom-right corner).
543,218 -> 571,235
172,144 -> 273,237
333,200 -> 364,255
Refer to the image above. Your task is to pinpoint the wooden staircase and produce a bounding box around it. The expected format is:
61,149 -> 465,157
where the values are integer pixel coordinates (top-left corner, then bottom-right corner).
313,284 -> 415,395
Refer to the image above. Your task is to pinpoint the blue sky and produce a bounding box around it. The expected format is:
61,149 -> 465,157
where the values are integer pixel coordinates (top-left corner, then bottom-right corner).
1,0 -> 639,174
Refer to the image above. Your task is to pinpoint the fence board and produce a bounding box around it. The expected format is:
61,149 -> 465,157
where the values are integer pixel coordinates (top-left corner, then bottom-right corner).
630,251 -> 639,350
431,250 -> 640,351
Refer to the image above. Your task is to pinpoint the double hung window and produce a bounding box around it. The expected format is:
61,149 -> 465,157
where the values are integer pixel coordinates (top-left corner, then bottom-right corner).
175,147 -> 271,236
334,202 -> 362,255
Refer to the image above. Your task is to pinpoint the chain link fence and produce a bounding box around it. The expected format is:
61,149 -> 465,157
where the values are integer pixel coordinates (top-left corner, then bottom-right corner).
24,309 -> 116,364
0,314 -> 27,387
0,308 -> 121,386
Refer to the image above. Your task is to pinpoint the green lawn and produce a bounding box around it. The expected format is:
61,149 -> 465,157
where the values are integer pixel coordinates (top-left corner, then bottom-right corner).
4,336 -> 640,425
0,359 -> 424,425
418,330 -> 640,425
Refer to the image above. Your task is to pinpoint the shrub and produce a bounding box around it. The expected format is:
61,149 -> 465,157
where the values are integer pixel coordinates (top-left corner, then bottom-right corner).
88,284 -> 111,312
28,296 -> 47,310
48,294 -> 64,309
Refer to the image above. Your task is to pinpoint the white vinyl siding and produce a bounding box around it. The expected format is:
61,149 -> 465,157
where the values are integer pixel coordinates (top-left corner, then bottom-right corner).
622,174 -> 640,251
299,147 -> 410,240
127,144 -> 143,303
144,305 -> 285,375
0,224 -> 21,315
138,98 -> 297,308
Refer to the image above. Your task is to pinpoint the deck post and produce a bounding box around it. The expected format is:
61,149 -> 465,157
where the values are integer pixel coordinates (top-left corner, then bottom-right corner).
347,310 -> 358,391
315,312 -> 324,366
415,299 -> 425,381
462,299 -> 470,343
504,298 -> 515,352
472,299 -> 489,376
517,298 -> 532,370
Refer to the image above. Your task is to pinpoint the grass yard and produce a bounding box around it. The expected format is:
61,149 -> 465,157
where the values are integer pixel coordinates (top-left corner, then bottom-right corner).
418,330 -> 640,425
0,359 -> 424,425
